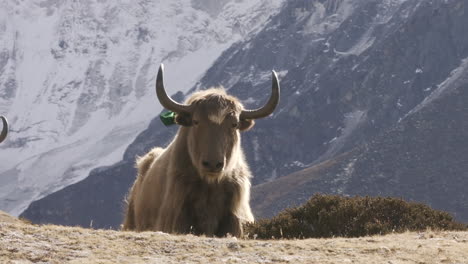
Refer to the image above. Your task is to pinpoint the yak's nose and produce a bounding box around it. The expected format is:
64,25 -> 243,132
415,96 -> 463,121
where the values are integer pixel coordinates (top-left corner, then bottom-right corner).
202,160 -> 224,172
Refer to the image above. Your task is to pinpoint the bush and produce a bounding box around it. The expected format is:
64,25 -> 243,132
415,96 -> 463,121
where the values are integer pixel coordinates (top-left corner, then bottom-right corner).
244,194 -> 467,239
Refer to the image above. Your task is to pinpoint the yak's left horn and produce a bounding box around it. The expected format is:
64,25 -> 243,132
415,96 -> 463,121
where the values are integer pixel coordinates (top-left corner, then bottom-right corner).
155,64 -> 193,113
240,70 -> 280,120
0,116 -> 8,143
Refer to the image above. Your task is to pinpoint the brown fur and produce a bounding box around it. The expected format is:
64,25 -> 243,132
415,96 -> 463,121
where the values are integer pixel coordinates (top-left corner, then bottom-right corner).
123,88 -> 254,237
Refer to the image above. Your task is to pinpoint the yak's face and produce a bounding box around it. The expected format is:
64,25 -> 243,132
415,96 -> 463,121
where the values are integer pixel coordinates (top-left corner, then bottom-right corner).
177,90 -> 254,182
154,64 -> 279,182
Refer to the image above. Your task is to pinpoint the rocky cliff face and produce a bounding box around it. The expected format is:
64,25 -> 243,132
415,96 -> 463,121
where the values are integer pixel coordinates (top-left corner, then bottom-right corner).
252,79 -> 468,222
21,0 -> 468,227
250,0 -> 468,222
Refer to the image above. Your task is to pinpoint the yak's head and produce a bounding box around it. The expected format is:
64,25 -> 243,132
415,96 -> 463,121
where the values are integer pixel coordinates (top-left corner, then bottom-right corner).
0,116 -> 8,144
155,64 -> 280,182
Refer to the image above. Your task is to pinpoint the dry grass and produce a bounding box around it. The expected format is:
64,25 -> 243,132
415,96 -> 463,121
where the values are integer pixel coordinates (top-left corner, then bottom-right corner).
1,216 -> 468,264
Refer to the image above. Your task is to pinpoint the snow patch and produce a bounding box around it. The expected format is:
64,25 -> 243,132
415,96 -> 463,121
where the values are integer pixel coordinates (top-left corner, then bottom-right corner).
332,158 -> 358,194
302,1 -> 355,36
0,0 -> 285,216
320,110 -> 367,161
252,136 -> 260,162
404,57 -> 468,119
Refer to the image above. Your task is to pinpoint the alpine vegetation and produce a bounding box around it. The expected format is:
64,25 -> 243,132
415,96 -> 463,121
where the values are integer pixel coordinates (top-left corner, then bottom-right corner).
245,194 -> 467,239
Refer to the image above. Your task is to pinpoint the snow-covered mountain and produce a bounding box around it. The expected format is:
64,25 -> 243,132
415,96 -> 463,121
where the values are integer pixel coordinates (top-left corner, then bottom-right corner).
20,0 -> 468,228
0,0 -> 284,216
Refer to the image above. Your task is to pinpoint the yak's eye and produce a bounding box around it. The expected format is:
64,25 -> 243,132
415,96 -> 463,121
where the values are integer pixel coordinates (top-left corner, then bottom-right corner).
232,122 -> 238,128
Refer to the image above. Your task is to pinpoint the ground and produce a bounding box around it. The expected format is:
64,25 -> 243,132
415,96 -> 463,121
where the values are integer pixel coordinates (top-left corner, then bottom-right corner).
1,213 -> 467,264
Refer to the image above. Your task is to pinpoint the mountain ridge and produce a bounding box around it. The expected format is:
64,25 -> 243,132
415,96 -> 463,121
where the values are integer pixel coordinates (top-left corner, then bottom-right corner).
20,0 -> 468,226
0,0 -> 284,216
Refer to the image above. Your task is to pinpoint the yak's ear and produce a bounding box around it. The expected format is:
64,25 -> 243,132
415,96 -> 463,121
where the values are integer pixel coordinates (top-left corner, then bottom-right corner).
239,119 -> 255,131
175,112 -> 193,126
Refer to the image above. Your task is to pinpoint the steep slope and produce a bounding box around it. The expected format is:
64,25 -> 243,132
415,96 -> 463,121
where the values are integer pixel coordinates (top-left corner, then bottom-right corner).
203,0 -> 468,185
0,0 -> 283,216
252,69 -> 468,222
21,0 -> 468,227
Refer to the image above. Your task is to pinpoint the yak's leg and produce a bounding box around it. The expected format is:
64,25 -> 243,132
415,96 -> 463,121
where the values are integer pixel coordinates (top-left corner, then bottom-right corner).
215,213 -> 242,238
122,196 -> 135,230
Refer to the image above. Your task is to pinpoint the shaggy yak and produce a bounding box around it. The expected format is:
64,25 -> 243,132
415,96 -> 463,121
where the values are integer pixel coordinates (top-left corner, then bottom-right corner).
0,116 -> 8,143
123,64 -> 280,237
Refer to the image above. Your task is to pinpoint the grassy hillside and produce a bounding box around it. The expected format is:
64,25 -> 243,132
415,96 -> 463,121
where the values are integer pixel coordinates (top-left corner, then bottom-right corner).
1,212 -> 468,263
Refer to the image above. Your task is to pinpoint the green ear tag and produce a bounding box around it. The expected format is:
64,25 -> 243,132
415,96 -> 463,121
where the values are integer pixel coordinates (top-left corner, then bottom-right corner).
160,111 -> 176,126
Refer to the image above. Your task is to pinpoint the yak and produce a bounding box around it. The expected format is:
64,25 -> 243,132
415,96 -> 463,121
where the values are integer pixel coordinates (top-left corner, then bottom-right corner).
0,116 -> 7,143
123,64 -> 280,237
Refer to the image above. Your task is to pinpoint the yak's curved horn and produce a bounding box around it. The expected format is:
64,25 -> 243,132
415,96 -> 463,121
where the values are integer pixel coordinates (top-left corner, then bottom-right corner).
155,64 -> 192,113
0,116 -> 8,143
240,70 -> 280,120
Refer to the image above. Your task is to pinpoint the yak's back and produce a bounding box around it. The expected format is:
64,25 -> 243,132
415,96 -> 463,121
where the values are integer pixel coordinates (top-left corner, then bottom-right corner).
136,147 -> 165,177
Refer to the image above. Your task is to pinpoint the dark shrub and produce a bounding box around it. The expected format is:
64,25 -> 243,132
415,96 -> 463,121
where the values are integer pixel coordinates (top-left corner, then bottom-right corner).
245,194 -> 467,239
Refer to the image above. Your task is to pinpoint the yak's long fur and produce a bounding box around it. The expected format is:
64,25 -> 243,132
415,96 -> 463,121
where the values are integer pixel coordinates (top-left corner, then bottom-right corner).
123,89 -> 254,237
